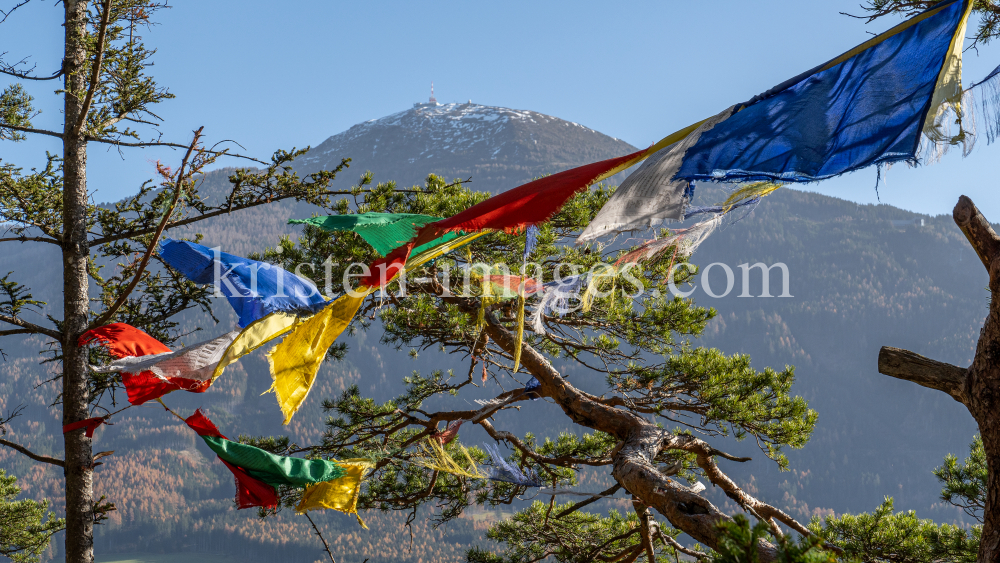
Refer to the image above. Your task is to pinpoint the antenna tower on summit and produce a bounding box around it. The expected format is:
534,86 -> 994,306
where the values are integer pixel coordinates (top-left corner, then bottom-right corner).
429,82 -> 437,104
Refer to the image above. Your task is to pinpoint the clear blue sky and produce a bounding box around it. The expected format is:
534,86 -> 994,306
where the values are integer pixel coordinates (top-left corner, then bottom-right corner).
3,1 -> 998,217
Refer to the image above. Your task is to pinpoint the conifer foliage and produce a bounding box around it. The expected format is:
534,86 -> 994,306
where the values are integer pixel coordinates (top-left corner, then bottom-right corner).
258,176 -> 820,561
0,2 -> 356,562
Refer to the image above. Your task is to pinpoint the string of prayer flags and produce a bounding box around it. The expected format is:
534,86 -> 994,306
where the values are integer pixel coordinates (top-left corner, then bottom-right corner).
483,443 -> 543,487
295,460 -> 374,528
579,0 -> 977,244
159,239 -> 329,328
363,150 -> 648,287
289,213 -> 463,258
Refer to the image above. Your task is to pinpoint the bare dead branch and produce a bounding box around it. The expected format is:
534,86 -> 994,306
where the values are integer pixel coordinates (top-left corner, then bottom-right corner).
554,484 -> 623,518
878,346 -> 968,404
304,513 -> 337,563
953,195 -> 1000,272
0,438 -> 64,467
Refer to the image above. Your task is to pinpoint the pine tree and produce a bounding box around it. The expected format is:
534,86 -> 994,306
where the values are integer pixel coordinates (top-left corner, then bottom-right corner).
258,175 -> 820,561
0,3 -> 355,562
0,469 -> 64,563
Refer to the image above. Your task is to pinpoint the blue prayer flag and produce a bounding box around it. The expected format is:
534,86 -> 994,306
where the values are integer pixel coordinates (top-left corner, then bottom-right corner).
159,239 -> 329,328
678,0 -> 971,183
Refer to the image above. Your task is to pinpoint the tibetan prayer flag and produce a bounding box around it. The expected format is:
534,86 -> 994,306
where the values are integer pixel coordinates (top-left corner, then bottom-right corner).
62,417 -> 106,438
267,290 -> 369,425
296,459 -> 373,527
580,0 -> 974,243
210,311 -> 302,381
89,328 -> 239,405
79,323 -> 170,358
578,109 -> 734,243
159,239 -> 329,328
183,410 -> 279,509
185,409 -> 346,489
289,213 -> 462,257
363,151 -> 647,287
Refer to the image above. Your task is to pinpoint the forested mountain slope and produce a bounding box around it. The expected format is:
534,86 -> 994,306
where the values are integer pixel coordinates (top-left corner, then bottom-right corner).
0,105 -> 988,561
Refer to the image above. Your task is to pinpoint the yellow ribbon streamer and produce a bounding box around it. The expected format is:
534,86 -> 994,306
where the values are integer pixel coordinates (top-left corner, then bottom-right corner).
415,438 -> 485,480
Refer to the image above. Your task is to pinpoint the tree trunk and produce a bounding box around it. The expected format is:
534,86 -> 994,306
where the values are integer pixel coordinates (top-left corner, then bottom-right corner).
877,196 -> 1000,563
966,254 -> 1000,561
62,2 -> 95,562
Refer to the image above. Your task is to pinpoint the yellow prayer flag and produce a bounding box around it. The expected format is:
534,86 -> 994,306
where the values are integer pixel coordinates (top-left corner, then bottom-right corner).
295,460 -> 373,528
211,311 -> 302,381
267,291 -> 368,424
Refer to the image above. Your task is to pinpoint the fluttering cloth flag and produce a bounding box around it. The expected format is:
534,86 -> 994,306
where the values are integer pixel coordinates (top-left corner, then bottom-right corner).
84,325 -> 240,405
432,420 -> 465,445
62,417 -> 107,438
266,290 -> 369,425
93,330 -> 240,402
209,311 -> 303,381
159,239 -> 329,328
579,0 -> 975,243
578,108 -> 735,243
80,323 -> 210,406
79,323 -> 171,358
362,150 -> 647,287
530,275 -> 587,335
185,409 -> 349,510
483,443 -> 543,487
296,459 -> 374,527
289,213 -> 462,257
183,409 -> 280,509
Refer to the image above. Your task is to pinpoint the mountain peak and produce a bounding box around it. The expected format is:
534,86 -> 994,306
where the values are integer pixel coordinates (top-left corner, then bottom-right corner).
297,102 -> 635,193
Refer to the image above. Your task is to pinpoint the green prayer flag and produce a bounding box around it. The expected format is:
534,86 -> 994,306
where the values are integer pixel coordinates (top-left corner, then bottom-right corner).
290,212 -> 462,257
201,435 -> 345,488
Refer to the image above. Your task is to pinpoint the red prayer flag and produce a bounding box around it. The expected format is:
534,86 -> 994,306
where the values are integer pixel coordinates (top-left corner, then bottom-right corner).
80,324 -> 217,406
184,410 -> 279,510
79,323 -> 171,357
361,150 -> 645,287
62,417 -> 106,438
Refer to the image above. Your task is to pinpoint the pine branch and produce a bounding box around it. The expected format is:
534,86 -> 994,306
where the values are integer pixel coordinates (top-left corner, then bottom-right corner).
0,438 -> 64,467
304,513 -> 337,563
73,0 -> 112,139
89,188 -> 360,246
90,127 -> 202,328
0,313 -> 59,340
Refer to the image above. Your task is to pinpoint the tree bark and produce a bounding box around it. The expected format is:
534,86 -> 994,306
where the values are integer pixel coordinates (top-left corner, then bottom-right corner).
435,288 -> 789,560
62,2 -> 95,562
878,196 -> 1000,563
